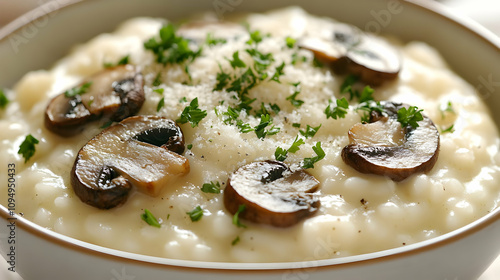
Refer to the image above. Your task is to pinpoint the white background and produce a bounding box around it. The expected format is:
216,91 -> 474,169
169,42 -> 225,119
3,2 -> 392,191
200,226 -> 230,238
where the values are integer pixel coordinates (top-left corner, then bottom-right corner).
0,0 -> 499,279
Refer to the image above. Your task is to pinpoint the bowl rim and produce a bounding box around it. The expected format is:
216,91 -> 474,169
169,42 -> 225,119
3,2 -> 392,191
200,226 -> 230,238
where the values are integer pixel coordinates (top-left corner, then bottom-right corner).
0,0 -> 499,273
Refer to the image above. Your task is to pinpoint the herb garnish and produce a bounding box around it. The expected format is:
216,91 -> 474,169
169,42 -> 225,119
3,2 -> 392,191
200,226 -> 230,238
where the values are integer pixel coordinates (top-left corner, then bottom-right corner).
177,98 -> 207,127
270,62 -> 286,83
231,236 -> 241,246
152,72 -> 162,87
302,142 -> 325,169
285,36 -> 296,49
275,135 -> 305,162
299,124 -> 321,138
141,209 -> 161,228
441,124 -> 455,134
228,51 -> 247,69
187,206 -> 204,222
206,33 -> 227,46
397,106 -> 423,128
286,82 -> 304,108
64,82 -> 93,98
103,55 -> 130,68
144,23 -> 202,65
0,89 -> 8,109
18,134 -> 39,163
440,101 -> 455,119
325,97 -> 349,119
254,114 -> 280,139
156,97 -> 165,112
233,204 -> 247,228
201,181 -> 221,194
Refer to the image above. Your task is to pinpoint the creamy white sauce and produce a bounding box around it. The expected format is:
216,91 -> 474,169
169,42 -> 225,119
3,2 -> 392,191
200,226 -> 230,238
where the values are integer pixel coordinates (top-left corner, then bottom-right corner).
1,7 -> 499,262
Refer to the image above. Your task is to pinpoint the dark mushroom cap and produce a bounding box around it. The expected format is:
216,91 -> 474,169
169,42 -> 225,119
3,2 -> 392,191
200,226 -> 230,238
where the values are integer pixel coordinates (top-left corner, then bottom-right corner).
299,23 -> 401,86
224,160 -> 320,227
342,102 -> 440,181
45,65 -> 144,137
71,116 -> 189,209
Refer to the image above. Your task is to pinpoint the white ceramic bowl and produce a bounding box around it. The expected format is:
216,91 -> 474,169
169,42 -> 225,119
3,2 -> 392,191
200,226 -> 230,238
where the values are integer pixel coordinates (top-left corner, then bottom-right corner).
1,0 -> 499,279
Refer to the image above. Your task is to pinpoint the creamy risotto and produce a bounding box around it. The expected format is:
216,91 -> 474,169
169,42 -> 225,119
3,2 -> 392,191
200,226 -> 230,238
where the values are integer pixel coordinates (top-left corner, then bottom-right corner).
1,7 -> 500,262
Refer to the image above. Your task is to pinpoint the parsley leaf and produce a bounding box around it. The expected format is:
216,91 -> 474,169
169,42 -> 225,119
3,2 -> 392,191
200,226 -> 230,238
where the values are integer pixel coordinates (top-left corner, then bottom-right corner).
156,97 -> 165,112
18,134 -> 39,163
206,33 -> 227,46
299,124 -> 322,138
177,98 -> 207,127
152,72 -> 162,87
286,82 -> 304,108
144,23 -> 202,65
397,106 -> 423,128
270,62 -> 286,83
254,114 -> 280,139
215,64 -> 231,91
441,124 -> 455,134
246,30 -> 264,45
302,142 -> 325,169
187,206 -> 204,222
0,88 -> 9,109
356,100 -> 385,123
359,86 -> 375,103
233,204 -> 247,228
201,181 -> 221,194
228,51 -> 247,69
275,135 -> 305,162
141,209 -> 161,228
64,82 -> 92,98
440,101 -> 455,119
245,48 -> 274,75
285,36 -> 296,48
325,97 -> 349,119
231,236 -> 241,246
103,55 -> 130,68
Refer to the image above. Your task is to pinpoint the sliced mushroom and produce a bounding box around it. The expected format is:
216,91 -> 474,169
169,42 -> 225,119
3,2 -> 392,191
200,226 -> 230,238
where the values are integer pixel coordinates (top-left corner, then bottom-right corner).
71,116 -> 189,209
341,102 -> 439,181
299,24 -> 401,85
224,160 -> 320,227
45,65 -> 144,137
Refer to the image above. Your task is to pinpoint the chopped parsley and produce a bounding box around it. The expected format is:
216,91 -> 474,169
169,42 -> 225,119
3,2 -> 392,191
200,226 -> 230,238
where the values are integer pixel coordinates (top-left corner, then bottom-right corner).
245,48 -> 274,75
397,106 -> 423,128
440,101 -> 455,119
215,64 -> 232,91
152,72 -> 162,87
441,124 -> 455,134
325,97 -> 349,119
187,206 -> 204,222
286,82 -> 304,108
356,100 -> 385,123
254,102 -> 280,117
302,142 -> 325,169
201,181 -> 221,194
0,89 -> 8,109
64,82 -> 92,98
206,33 -> 227,46
275,135 -> 305,162
156,97 -> 165,112
141,209 -> 161,228
254,114 -> 280,139
340,75 -> 375,103
18,134 -> 39,163
246,30 -> 264,45
144,23 -> 202,65
187,144 -> 193,150
233,204 -> 247,228
177,98 -> 207,127
231,236 -> 241,246
285,36 -> 296,49
103,55 -> 130,68
299,124 -> 321,138
228,51 -> 247,69
270,62 -> 286,83
153,88 -> 164,94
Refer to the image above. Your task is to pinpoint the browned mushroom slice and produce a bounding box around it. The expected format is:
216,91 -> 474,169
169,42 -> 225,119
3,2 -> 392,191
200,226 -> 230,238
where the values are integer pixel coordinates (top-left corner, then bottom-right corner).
299,24 -> 401,85
341,102 -> 439,181
44,65 -> 144,136
71,116 -> 189,209
224,160 -> 320,227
